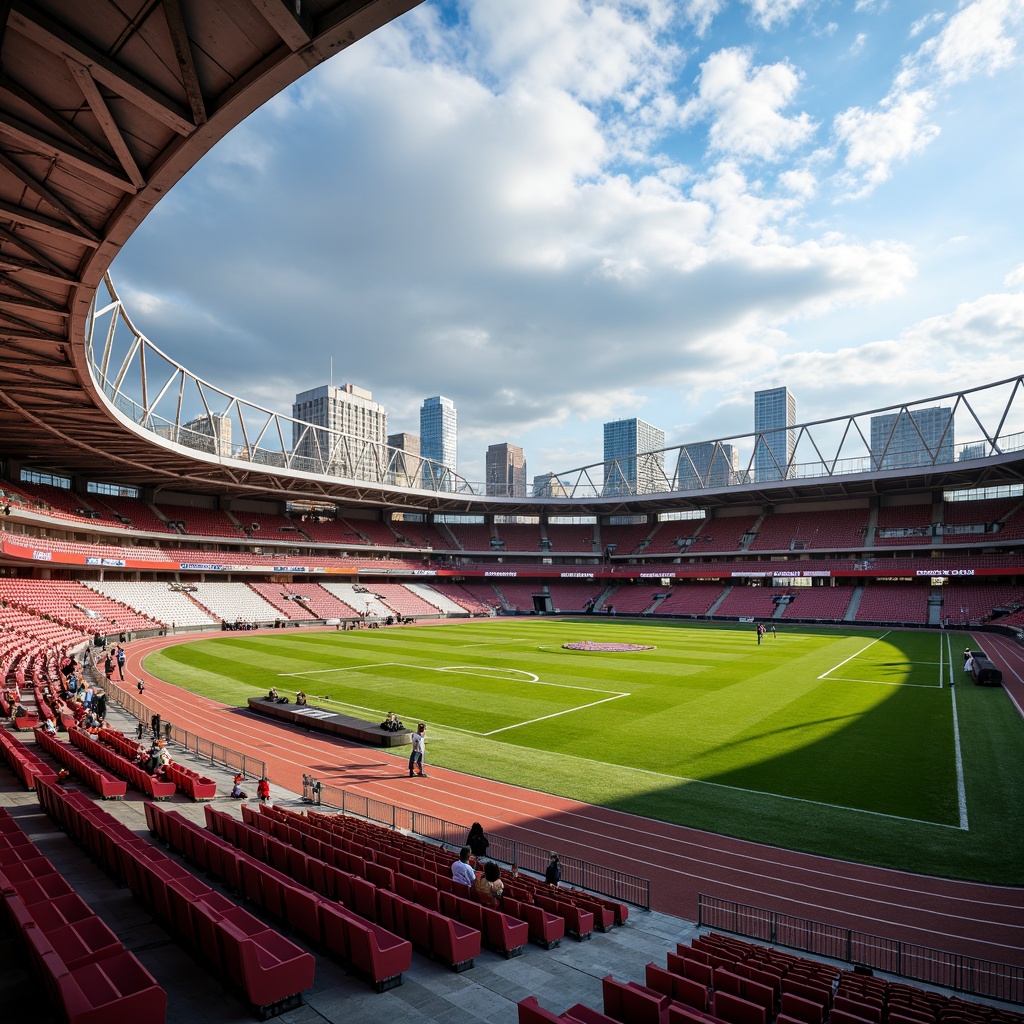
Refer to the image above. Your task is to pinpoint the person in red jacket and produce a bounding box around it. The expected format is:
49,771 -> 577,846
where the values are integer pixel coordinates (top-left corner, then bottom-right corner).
256,777 -> 270,803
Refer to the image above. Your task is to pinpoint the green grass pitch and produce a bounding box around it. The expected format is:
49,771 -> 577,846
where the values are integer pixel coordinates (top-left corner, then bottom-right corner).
144,619 -> 1024,884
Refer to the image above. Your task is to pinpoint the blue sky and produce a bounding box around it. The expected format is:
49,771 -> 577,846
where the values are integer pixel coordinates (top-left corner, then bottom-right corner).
113,0 -> 1024,485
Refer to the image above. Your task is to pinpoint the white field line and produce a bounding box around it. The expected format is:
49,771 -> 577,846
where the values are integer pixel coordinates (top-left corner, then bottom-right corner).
824,677 -> 937,689
277,661 -> 629,736
482,692 -> 631,737
817,631 -> 891,680
938,632 -> 944,690
457,639 -> 531,647
947,632 -> 969,830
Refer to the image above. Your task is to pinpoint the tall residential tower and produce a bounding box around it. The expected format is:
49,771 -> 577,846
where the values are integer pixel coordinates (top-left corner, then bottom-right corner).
420,395 -> 457,488
603,418 -> 666,496
753,386 -> 797,482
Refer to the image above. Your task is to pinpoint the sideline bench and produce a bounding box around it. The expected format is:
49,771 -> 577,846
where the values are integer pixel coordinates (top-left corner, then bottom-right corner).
246,697 -> 412,747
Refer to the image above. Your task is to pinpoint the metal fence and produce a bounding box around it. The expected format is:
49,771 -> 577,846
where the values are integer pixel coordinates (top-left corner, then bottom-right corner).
315,781 -> 650,909
697,894 -> 1024,1005
102,679 -> 267,780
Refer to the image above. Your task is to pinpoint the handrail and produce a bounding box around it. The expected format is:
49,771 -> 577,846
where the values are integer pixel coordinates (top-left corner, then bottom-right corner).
697,894 -> 1024,1004
101,677 -> 267,781
87,274 -> 1024,501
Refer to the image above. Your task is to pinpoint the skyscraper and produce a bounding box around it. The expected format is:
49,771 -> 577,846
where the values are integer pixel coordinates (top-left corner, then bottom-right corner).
603,418 -> 666,496
387,432 -> 421,487
486,443 -> 527,497
420,395 -> 457,488
754,386 -> 797,482
870,406 -> 954,470
292,383 -> 387,478
676,441 -> 738,490
533,473 -> 568,498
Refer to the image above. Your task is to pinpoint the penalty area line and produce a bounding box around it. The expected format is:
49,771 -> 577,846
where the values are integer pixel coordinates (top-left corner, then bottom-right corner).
817,631 -> 890,680
482,692 -> 630,737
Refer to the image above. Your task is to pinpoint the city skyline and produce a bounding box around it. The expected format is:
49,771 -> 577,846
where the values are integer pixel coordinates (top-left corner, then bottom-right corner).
112,1 -> 1024,485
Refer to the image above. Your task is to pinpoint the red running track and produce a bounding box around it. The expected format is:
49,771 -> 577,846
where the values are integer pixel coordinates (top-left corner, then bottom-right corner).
121,627 -> 1024,968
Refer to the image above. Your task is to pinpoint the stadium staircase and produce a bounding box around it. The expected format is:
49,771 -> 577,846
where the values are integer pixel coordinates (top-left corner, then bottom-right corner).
863,506 -> 879,546
706,587 -> 732,616
842,586 -> 864,621
740,514 -> 765,551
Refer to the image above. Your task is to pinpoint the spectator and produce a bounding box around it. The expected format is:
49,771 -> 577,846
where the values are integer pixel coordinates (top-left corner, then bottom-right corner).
466,822 -> 489,860
545,852 -> 561,886
256,776 -> 270,804
451,847 -> 476,887
472,861 -> 504,908
115,644 -> 126,680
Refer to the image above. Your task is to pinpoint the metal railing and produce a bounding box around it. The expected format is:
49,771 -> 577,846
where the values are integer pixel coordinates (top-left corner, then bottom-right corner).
698,894 -> 1024,1004
102,678 -> 267,780
315,781 -> 650,909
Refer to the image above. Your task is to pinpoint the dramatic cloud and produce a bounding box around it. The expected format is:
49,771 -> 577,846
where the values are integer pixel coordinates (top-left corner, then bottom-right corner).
111,0 -> 1024,480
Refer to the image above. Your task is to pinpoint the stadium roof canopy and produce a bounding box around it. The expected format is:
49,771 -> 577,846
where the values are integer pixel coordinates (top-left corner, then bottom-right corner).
1,0 -> 1023,519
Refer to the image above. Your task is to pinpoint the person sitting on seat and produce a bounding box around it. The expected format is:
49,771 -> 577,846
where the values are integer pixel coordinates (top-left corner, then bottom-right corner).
472,861 -> 504,908
451,847 -> 476,887
230,773 -> 248,799
267,687 -> 278,701
295,691 -> 307,706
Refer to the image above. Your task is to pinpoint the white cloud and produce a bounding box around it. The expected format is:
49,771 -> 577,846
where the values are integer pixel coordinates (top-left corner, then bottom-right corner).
682,48 -> 817,162
854,0 -> 886,11
833,88 -> 939,197
910,11 -> 946,38
850,32 -> 867,55
683,0 -> 725,36
1006,264 -> 1024,289
918,0 -> 1024,85
742,0 -> 811,31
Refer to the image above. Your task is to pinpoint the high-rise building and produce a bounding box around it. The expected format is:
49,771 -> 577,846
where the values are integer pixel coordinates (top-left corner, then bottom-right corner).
292,383 -> 387,478
420,395 -> 457,488
387,432 -> 421,487
870,406 -> 954,470
603,418 -> 666,496
181,412 -> 232,458
533,473 -> 568,498
676,441 -> 738,490
754,386 -> 797,482
485,443 -> 527,497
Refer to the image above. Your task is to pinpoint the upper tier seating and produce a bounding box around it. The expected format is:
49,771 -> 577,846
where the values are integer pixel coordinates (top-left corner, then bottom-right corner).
496,524 -> 544,551
292,516 -> 367,544
687,515 -> 759,553
545,525 -> 597,553
875,505 -> 934,546
447,524 -> 495,551
155,504 -> 239,538
750,508 -> 869,552
237,512 -> 304,540
642,518 -> 707,554
89,494 -> 175,533
389,520 -> 456,549
342,519 -> 403,547
601,521 -> 658,555
0,480 -> 102,524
